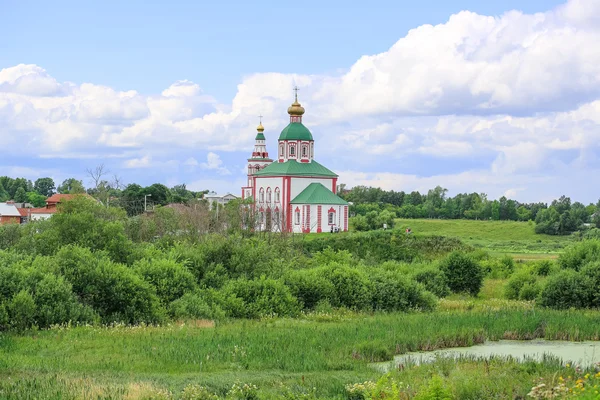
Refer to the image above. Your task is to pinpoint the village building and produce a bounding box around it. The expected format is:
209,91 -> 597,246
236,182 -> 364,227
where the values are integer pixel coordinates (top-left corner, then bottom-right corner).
204,192 -> 238,208
0,202 -> 23,225
241,90 -> 348,233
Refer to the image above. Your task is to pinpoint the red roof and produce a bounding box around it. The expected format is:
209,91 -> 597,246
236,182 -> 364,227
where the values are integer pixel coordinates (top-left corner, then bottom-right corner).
46,194 -> 79,203
17,208 -> 30,217
29,207 -> 58,215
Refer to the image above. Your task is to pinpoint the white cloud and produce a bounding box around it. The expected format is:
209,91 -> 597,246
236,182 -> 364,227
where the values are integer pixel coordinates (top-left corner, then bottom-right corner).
200,152 -> 231,175
2,0 -> 600,202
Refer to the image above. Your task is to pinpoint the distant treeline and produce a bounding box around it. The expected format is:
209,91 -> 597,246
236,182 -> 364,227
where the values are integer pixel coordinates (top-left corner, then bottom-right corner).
339,185 -> 600,235
0,173 -> 209,216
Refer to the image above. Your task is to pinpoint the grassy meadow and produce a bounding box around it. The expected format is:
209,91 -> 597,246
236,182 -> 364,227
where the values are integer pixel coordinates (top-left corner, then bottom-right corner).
395,218 -> 573,258
2,308 -> 600,399
2,199 -> 600,400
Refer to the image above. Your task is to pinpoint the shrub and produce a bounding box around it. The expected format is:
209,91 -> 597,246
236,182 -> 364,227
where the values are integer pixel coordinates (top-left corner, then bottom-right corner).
518,282 -> 541,301
0,303 -> 9,330
539,270 -> 592,309
283,269 -> 336,310
54,246 -> 165,324
355,340 -> 393,362
415,375 -> 454,400
412,266 -> 450,298
439,252 -> 484,296
134,258 -> 197,304
181,385 -> 219,400
558,239 -> 600,271
504,271 -> 537,300
370,269 -> 437,311
581,262 -> 600,307
223,277 -> 300,318
9,290 -> 36,331
321,264 -> 372,310
533,260 -> 554,276
169,292 -> 226,321
31,273 -> 97,327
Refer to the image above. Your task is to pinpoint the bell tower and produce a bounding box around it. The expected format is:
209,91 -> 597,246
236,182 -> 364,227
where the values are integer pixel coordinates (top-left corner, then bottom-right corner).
242,117 -> 273,199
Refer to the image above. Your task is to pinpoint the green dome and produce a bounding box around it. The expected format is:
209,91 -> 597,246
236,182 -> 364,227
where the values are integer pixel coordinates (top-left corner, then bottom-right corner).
255,132 -> 266,140
279,122 -> 313,141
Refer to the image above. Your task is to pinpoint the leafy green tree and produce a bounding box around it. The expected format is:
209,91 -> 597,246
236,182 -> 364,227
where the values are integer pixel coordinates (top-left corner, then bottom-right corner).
14,187 -> 27,203
9,290 -> 36,331
0,182 -> 9,202
26,191 -> 46,207
57,178 -> 86,194
440,252 -> 484,296
491,200 -> 500,221
516,206 -> 532,221
145,183 -> 170,206
34,178 -> 55,197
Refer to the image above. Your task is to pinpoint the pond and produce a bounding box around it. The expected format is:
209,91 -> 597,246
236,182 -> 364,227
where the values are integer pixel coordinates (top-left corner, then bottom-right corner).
373,340 -> 600,372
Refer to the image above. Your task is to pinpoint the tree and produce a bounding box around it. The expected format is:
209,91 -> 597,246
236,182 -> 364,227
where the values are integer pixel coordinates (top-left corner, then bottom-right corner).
57,178 -> 86,194
34,178 -> 56,197
26,191 -> 46,207
440,252 -> 484,296
14,187 -> 27,203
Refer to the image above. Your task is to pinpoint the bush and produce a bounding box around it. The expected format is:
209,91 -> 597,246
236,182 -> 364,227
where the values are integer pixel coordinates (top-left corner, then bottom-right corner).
223,277 -> 300,318
31,273 -> 97,327
440,252 -> 484,296
504,271 -> 537,300
539,270 -> 592,309
412,266 -> 450,298
533,260 -> 554,276
54,246 -> 165,324
9,290 -> 36,331
283,269 -> 336,310
169,292 -> 226,321
414,375 -> 454,400
181,385 -> 219,400
518,282 -> 541,301
370,269 -> 437,311
134,258 -> 197,304
558,240 -> 600,271
321,264 -> 372,310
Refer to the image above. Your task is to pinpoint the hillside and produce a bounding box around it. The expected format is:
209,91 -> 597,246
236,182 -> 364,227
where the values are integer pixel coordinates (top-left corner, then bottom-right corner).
395,218 -> 573,258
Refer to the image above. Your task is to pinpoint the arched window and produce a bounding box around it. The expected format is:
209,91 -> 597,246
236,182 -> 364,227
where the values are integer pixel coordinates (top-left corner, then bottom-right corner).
328,208 -> 336,225
259,188 -> 264,203
302,145 -> 307,157
295,208 -> 301,225
290,145 -> 295,157
279,144 -> 284,157
274,188 -> 280,203
266,188 -> 272,203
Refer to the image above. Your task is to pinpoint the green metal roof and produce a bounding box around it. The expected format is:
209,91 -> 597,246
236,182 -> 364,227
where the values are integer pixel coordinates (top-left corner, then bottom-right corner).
253,159 -> 337,177
291,183 -> 348,205
255,132 -> 266,140
278,122 -> 313,141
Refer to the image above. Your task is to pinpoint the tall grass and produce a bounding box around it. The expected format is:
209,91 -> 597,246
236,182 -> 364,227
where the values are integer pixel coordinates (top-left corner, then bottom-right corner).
1,309 -> 600,398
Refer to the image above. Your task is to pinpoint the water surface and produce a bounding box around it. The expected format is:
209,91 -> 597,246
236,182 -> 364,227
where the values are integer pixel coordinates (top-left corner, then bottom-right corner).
374,340 -> 600,372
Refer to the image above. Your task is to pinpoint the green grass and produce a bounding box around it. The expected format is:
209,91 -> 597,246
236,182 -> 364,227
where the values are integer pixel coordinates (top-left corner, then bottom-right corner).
395,218 -> 573,257
2,309 -> 600,399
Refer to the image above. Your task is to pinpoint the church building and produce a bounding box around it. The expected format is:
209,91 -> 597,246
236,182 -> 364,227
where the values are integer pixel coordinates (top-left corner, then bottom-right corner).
241,91 -> 348,233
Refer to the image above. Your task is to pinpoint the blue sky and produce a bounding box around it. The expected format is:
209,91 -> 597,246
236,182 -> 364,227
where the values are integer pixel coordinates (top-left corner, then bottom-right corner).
2,0 -> 600,203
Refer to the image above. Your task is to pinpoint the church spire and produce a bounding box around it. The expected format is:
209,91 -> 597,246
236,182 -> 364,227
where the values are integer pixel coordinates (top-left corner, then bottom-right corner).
287,86 -> 305,123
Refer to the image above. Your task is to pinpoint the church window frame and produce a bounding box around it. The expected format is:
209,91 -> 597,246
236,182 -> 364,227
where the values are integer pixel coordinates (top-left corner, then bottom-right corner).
259,188 -> 264,203
302,145 -> 307,158
274,188 -> 280,203
295,207 -> 301,225
279,143 -> 284,157
328,208 -> 336,225
289,144 -> 296,157
266,188 -> 272,203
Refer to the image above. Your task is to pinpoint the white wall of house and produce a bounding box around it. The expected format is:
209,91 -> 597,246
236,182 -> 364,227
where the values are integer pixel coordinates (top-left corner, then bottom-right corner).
30,213 -> 53,221
288,177 -> 335,200
290,204 -> 348,233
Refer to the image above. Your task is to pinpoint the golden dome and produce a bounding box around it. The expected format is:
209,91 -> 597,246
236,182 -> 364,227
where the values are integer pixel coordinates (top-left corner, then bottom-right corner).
287,99 -> 305,116
257,122 -> 265,132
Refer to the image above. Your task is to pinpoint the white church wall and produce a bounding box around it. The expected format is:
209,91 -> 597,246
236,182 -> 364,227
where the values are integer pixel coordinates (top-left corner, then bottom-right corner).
288,177 -> 335,201
254,177 -> 284,209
